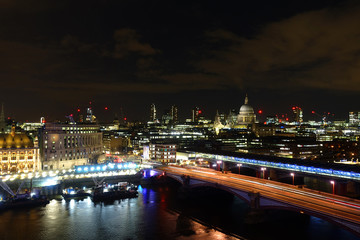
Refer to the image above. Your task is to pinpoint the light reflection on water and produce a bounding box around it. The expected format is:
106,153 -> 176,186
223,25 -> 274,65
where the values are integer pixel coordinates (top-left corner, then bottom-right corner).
0,188 -> 239,240
0,185 -> 359,240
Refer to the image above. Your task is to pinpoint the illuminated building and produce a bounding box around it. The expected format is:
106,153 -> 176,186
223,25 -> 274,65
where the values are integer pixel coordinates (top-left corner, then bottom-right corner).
265,116 -> 279,124
292,106 -> 303,124
349,111 -> 360,126
0,126 -> 41,174
149,142 -> 177,163
161,109 -> 173,125
170,105 -> 178,124
85,107 -> 97,123
150,103 -> 157,122
213,110 -> 225,135
40,123 -> 103,170
103,133 -> 131,154
236,94 -> 256,126
192,107 -> 202,123
225,109 -> 237,128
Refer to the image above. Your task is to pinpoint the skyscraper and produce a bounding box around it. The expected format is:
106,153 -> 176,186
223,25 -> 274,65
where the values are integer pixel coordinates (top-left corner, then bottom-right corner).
0,103 -> 6,133
192,107 -> 201,123
150,103 -> 157,122
292,106 -> 303,124
86,107 -> 93,122
170,105 -> 178,123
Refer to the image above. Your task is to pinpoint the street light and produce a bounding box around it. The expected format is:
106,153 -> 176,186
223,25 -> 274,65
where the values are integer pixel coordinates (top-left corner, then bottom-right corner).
330,180 -> 335,201
261,167 -> 266,179
290,173 -> 295,185
237,163 -> 242,174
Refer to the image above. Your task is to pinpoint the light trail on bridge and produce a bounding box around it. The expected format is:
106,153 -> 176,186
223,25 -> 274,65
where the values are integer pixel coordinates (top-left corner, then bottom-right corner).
159,165 -> 360,230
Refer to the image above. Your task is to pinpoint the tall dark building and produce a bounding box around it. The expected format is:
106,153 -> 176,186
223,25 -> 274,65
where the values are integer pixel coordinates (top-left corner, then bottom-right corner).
0,103 -> 6,133
171,105 -> 178,123
192,107 -> 201,123
150,103 -> 157,122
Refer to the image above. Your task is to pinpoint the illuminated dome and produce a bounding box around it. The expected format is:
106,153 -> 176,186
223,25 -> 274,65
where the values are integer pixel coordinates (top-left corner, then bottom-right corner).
239,104 -> 254,114
237,94 -> 256,125
0,133 -> 33,149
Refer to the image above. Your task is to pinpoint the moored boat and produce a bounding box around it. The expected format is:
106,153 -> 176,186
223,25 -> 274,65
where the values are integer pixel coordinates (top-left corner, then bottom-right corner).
62,188 -> 91,200
0,194 -> 49,211
91,182 -> 138,202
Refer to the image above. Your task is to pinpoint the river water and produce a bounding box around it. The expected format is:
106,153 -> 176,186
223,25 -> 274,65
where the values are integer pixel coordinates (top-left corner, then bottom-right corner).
0,184 -> 359,240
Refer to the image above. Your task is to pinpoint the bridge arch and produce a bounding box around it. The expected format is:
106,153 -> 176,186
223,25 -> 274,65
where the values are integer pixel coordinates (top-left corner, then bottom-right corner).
164,173 -> 360,237
188,182 -> 252,205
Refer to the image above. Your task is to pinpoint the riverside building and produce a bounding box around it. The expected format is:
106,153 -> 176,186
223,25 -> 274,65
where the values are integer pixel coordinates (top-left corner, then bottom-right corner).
40,123 -> 103,170
0,126 -> 41,174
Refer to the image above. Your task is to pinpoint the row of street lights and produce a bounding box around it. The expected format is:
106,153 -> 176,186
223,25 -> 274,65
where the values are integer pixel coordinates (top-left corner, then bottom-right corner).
215,163 -> 336,198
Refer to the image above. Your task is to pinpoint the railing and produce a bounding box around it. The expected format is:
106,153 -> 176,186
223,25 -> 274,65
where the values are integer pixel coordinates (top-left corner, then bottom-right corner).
195,152 -> 360,181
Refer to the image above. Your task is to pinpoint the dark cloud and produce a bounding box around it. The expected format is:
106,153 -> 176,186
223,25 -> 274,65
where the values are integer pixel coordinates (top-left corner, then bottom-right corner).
112,29 -> 159,58
0,0 -> 359,121
191,2 -> 360,92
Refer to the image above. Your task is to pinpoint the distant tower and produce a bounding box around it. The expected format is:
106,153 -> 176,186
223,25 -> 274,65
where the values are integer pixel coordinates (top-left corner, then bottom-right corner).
86,107 -> 93,122
113,114 -> 120,125
170,105 -> 178,124
0,103 -> 6,133
192,107 -> 201,123
150,103 -> 157,121
292,106 -> 303,124
214,110 -> 224,135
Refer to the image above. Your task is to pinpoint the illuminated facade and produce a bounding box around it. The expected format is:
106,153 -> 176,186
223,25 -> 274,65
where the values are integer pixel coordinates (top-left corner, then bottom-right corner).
41,123 -> 103,170
214,110 -> 224,134
150,103 -> 157,122
192,107 -> 201,123
0,128 -> 41,174
349,111 -> 360,126
292,106 -> 303,124
236,94 -> 256,125
171,105 -> 178,124
149,142 -> 177,163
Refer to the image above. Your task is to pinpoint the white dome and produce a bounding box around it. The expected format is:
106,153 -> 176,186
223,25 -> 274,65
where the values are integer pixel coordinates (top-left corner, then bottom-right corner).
239,104 -> 254,114
236,94 -> 256,125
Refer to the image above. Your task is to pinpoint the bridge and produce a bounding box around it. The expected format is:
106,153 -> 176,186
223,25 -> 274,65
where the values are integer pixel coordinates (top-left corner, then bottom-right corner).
176,149 -> 360,193
153,165 -> 360,236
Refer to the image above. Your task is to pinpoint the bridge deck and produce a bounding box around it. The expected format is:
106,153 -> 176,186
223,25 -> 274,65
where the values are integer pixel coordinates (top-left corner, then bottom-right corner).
156,165 -> 360,235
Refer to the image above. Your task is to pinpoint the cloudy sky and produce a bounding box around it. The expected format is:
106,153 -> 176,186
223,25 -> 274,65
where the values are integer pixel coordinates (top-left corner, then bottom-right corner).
0,0 -> 359,122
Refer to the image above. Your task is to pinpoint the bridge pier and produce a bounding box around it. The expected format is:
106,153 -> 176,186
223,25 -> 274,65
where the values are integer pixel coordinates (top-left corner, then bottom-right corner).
269,169 -> 278,181
248,192 -> 260,209
245,192 -> 265,224
346,181 -> 360,198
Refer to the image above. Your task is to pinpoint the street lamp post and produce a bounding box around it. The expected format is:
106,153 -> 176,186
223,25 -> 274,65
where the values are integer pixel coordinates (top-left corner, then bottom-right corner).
261,167 -> 266,179
237,163 -> 242,174
330,180 -> 335,201
290,173 -> 295,185
216,161 -> 222,171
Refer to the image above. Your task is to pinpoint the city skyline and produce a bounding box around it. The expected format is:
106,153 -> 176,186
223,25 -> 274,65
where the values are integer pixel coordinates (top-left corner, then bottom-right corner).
1,1 -> 360,121
0,95 -> 357,123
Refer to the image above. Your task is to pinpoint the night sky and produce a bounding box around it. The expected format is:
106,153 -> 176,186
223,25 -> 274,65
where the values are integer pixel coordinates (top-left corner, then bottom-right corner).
1,0 -> 359,122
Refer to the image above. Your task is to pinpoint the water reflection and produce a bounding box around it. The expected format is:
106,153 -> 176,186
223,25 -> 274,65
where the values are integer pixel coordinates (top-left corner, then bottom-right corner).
0,186 -> 358,240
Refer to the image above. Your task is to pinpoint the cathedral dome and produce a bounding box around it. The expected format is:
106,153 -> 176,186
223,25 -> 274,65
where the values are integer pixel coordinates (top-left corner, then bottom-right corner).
237,94 -> 256,125
239,104 -> 254,114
